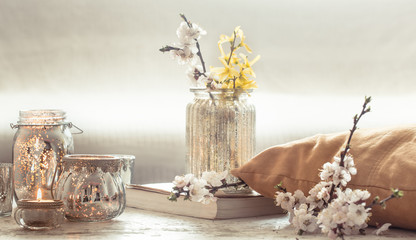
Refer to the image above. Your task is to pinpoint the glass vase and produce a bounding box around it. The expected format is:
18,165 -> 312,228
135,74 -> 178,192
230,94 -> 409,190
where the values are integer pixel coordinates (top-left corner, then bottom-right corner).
186,88 -> 256,183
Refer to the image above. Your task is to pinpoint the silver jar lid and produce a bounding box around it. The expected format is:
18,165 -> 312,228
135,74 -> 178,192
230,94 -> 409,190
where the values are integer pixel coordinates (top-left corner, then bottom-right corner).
18,109 -> 66,125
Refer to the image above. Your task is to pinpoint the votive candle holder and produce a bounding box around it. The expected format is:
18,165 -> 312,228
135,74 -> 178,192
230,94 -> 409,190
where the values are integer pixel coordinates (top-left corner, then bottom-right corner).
14,199 -> 65,230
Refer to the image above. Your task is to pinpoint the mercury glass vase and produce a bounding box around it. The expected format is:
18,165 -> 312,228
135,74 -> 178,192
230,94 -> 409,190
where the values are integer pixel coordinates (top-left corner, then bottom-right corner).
186,88 -> 256,183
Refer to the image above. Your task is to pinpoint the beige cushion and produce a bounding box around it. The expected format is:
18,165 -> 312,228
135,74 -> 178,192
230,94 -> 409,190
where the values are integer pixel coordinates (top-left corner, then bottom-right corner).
231,125 -> 416,230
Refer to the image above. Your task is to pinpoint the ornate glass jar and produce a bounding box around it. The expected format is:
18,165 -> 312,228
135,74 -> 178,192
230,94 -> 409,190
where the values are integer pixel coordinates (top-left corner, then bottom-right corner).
186,88 -> 256,182
54,154 -> 126,222
11,110 -> 77,200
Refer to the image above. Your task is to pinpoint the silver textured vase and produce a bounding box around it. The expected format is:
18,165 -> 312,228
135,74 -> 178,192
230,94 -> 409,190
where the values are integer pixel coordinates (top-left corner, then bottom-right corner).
186,88 -> 256,184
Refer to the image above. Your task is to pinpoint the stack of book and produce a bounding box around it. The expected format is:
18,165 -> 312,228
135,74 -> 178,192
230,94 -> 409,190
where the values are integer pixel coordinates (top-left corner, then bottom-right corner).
126,183 -> 285,219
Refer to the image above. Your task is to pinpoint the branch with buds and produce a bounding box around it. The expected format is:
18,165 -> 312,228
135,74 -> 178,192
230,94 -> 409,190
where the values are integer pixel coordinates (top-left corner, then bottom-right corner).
326,96 -> 372,205
169,171 -> 247,204
274,96 -> 404,239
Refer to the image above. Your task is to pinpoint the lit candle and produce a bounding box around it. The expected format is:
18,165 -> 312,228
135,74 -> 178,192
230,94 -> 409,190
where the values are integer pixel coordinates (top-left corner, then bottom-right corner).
25,188 -> 54,203
14,188 -> 64,230
37,188 -> 42,201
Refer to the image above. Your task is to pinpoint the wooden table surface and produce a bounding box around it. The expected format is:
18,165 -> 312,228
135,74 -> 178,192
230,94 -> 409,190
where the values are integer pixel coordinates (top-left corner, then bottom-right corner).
1,207 -> 416,240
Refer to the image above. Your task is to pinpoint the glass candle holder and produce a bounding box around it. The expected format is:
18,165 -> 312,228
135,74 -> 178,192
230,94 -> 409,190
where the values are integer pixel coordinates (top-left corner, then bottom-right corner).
55,154 -> 126,222
11,109 -> 80,200
14,199 -> 64,230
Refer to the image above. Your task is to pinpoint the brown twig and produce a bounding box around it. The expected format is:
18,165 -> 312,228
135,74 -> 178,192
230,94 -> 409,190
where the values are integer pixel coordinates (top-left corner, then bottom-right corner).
196,41 -> 207,73
168,179 -> 247,202
366,189 -> 403,209
226,30 -> 238,66
180,14 -> 192,28
339,96 -> 371,167
206,180 -> 247,194
326,96 -> 371,204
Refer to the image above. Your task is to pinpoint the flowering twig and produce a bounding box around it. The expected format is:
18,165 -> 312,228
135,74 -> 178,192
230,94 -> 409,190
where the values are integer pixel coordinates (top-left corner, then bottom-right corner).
169,171 -> 247,204
366,188 -> 404,209
179,14 -> 192,28
326,96 -> 371,205
340,96 -> 372,165
169,180 -> 247,201
274,96 -> 403,239
206,180 -> 247,192
179,14 -> 207,74
226,30 -> 238,66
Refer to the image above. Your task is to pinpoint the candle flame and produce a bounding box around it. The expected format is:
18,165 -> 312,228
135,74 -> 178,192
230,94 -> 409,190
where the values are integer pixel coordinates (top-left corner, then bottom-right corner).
37,188 -> 42,201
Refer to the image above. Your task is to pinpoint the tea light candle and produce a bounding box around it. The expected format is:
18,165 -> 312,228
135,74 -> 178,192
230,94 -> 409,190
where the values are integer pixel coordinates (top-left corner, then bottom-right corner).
14,188 -> 65,230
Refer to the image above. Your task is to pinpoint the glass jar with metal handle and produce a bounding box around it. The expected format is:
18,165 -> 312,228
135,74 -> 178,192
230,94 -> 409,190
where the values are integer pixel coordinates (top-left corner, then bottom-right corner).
11,109 -> 82,200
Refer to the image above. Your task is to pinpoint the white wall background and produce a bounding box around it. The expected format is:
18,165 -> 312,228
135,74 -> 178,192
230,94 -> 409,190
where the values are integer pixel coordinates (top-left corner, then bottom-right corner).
1,0 -> 415,95
1,0 -> 416,182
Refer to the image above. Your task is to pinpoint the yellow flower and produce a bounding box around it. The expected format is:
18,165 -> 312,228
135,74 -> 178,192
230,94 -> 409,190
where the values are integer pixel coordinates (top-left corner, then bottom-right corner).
239,54 -> 260,77
238,35 -> 252,53
235,71 -> 258,90
219,71 -> 258,90
233,26 -> 252,53
218,34 -> 232,45
212,26 -> 259,90
234,26 -> 243,38
218,26 -> 241,45
210,58 -> 239,82
238,79 -> 258,89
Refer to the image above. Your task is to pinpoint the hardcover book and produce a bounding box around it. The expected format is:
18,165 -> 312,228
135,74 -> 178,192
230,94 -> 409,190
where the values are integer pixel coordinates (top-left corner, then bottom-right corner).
126,183 -> 285,219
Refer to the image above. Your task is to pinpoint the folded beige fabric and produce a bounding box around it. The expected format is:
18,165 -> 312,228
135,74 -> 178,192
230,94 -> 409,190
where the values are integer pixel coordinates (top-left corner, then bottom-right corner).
231,125 -> 416,230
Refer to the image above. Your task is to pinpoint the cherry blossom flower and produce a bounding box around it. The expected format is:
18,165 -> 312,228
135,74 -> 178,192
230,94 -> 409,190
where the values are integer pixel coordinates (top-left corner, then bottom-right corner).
176,21 -> 206,44
275,192 -> 295,211
186,65 -> 204,86
169,170 -> 246,204
201,171 -> 228,187
292,204 -> 318,233
342,154 -> 357,175
188,178 -> 210,202
293,190 -> 307,206
173,173 -> 194,188
170,45 -> 198,65
346,203 -> 370,226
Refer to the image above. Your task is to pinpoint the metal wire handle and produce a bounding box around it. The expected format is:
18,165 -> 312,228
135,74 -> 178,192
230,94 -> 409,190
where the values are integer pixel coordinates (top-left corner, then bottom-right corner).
10,122 -> 83,134
68,123 -> 83,134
